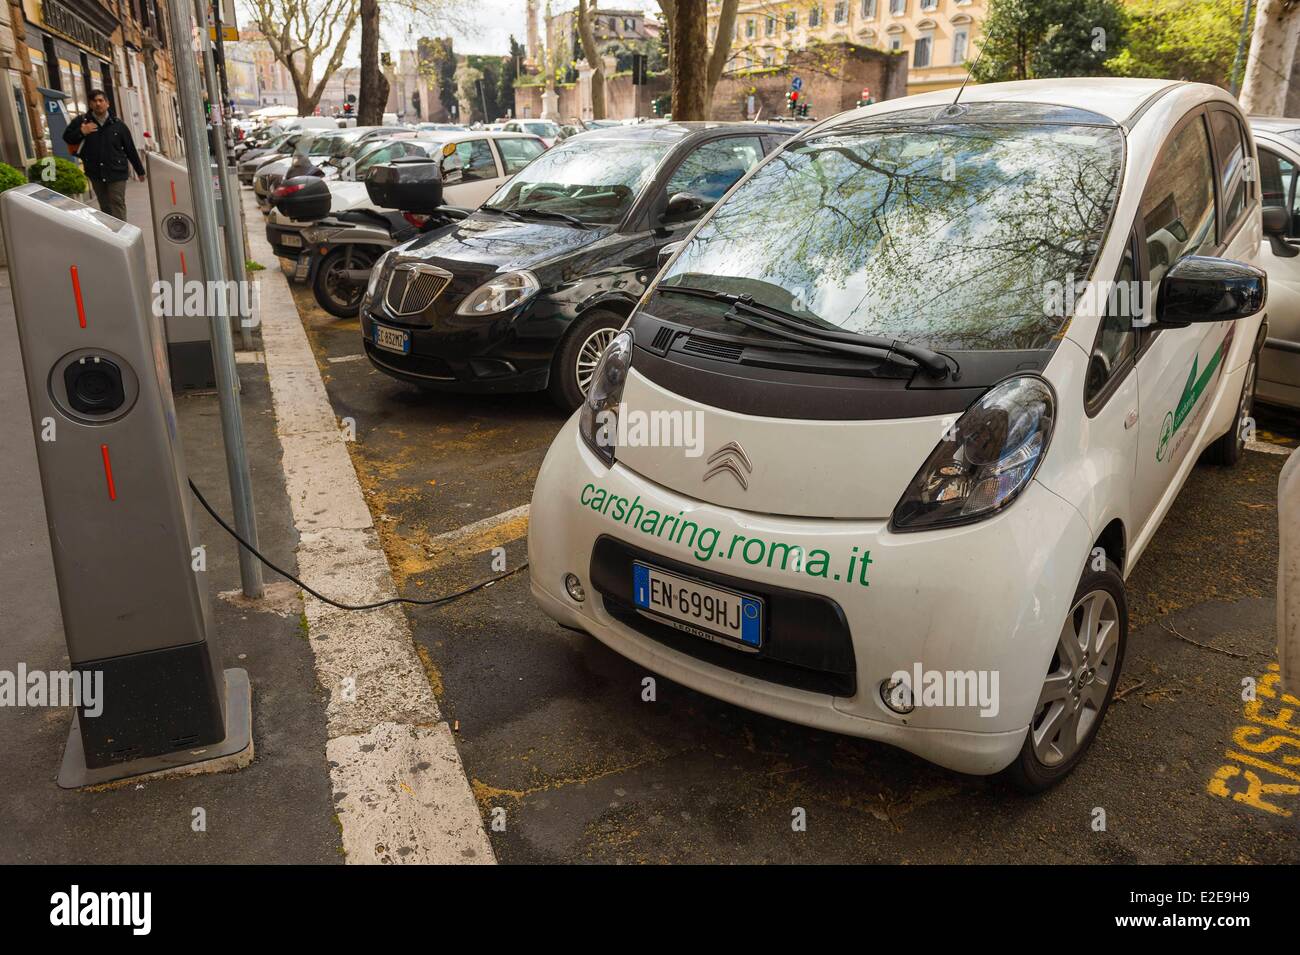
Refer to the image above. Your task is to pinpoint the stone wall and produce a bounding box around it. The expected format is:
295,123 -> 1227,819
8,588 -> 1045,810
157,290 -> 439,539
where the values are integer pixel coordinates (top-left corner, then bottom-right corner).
513,41 -> 906,123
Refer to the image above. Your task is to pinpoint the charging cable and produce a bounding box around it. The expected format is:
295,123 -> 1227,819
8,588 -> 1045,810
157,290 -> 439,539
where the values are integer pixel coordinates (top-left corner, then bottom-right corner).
189,479 -> 528,611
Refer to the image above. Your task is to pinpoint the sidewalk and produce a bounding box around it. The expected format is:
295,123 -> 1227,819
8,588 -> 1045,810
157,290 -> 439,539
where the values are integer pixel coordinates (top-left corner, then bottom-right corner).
0,181 -> 341,862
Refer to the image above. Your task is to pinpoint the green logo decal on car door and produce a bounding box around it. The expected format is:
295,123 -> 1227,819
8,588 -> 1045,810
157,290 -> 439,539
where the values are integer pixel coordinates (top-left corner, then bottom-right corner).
1156,334 -> 1229,462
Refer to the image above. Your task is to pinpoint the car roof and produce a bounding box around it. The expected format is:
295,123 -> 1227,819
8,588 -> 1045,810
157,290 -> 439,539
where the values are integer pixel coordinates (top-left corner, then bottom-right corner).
568,121 -> 793,145
822,78 -> 1183,129
1250,116 -> 1300,134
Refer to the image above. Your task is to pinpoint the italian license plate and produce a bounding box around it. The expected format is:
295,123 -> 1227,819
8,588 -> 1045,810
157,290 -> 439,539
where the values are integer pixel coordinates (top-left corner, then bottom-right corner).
632,562 -> 763,649
373,324 -> 410,355
280,233 -> 303,248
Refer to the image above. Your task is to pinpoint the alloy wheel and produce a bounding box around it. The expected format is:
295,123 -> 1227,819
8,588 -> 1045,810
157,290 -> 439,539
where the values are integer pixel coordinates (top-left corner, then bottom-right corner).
1030,589 -> 1120,767
575,326 -> 618,395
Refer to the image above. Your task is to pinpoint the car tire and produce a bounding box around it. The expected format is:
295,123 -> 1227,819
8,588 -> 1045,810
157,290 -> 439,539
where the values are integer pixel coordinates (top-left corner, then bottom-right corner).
1204,349 -> 1258,467
548,308 -> 625,412
312,247 -> 375,319
1005,558 -> 1128,794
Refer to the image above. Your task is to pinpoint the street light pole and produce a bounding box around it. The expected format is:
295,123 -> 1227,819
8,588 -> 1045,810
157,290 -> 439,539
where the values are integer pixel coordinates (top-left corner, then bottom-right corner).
165,0 -> 264,598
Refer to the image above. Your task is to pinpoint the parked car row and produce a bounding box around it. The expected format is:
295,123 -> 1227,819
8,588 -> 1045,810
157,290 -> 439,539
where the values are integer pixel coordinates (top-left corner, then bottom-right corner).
243,85 -> 1295,794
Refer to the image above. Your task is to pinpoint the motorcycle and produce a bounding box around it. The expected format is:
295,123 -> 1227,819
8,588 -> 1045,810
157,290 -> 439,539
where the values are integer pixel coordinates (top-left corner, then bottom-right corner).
303,206 -> 469,318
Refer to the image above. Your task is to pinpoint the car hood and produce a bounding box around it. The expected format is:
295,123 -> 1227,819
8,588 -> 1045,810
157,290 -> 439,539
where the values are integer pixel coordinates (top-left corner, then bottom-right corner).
400,213 -> 612,275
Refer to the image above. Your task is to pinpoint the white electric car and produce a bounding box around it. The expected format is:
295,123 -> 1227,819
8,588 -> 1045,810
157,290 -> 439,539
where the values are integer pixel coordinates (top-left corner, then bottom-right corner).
527,79 -> 1270,791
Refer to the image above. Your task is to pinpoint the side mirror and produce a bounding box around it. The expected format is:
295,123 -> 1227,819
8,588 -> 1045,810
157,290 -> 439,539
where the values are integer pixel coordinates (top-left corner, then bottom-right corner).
657,240 -> 684,270
440,151 -> 464,185
1155,255 -> 1266,328
1263,204 -> 1299,258
663,191 -> 706,223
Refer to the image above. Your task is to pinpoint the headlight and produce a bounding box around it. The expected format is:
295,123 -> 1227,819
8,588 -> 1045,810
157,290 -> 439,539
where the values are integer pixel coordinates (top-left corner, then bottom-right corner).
578,329 -> 632,466
455,270 -> 540,316
303,225 -> 345,244
891,376 -> 1055,532
360,251 -> 393,315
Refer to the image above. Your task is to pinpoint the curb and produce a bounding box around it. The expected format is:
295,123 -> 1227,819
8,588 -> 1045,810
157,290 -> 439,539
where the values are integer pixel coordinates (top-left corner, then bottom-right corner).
242,191 -> 494,864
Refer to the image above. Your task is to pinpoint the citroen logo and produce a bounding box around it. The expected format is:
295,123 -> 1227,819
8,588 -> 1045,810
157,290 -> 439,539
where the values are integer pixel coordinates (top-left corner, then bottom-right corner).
703,441 -> 753,490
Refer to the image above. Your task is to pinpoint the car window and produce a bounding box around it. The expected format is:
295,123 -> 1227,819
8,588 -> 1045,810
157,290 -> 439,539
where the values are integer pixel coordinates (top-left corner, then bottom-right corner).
667,136 -> 764,204
659,122 -> 1124,351
484,137 -> 672,225
497,137 -> 546,174
1259,146 -> 1299,237
1210,110 -> 1249,231
1086,238 -> 1138,404
456,140 -> 498,181
1140,115 -> 1217,289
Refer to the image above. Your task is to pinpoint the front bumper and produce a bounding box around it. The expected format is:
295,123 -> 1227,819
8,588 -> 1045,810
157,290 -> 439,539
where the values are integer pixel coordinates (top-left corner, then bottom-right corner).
527,417 -> 1097,776
360,300 -> 566,394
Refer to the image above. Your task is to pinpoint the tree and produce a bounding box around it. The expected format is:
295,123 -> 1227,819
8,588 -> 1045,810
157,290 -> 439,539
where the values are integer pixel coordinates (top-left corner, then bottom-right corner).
970,0 -> 1126,83
419,36 -> 459,121
499,35 -> 524,119
455,64 -> 485,124
576,0 -> 606,119
357,0 -> 389,124
660,0 -> 708,120
659,0 -> 739,118
243,0 -> 359,115
1105,0 -> 1244,88
1239,0 -> 1300,114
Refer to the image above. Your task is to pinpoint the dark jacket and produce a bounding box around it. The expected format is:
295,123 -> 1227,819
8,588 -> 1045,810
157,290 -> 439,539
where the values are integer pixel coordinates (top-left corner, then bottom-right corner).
62,113 -> 144,183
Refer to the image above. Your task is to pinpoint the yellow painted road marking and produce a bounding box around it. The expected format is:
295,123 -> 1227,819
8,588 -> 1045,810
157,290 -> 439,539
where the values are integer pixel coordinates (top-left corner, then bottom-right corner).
1207,663 -> 1300,817
407,505 -> 530,575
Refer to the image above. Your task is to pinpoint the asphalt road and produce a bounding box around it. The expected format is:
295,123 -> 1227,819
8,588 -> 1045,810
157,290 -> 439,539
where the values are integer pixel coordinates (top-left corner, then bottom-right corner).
289,275 -> 1300,863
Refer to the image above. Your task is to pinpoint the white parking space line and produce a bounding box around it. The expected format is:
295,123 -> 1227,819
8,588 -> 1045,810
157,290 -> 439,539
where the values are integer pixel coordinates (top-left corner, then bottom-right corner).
245,190 -> 494,865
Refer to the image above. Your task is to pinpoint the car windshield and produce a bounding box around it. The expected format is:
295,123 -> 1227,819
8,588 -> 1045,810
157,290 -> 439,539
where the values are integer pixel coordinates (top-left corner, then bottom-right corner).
658,122 -> 1124,351
483,137 -> 670,224
524,122 -> 558,137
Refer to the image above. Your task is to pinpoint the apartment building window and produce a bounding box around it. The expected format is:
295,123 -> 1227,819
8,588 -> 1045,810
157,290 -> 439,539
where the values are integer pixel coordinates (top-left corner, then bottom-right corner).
786,11 -> 798,29
861,0 -> 877,15
746,17 -> 756,38
890,0 -> 906,14
952,28 -> 969,63
809,5 -> 823,27
914,33 -> 933,67
834,1 -> 847,23
766,15 -> 776,36
889,35 -> 903,51
920,0 -> 937,9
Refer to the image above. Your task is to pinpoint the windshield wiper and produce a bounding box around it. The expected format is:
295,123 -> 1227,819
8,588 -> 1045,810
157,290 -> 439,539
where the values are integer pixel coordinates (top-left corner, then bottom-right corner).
658,285 -> 950,378
504,208 -> 590,228
480,205 -> 526,221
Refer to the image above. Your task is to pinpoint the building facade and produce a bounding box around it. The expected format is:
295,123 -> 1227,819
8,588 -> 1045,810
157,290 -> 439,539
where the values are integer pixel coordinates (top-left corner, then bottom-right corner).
228,29 -> 295,108
0,0 -> 182,167
545,5 -> 656,77
711,0 -> 985,95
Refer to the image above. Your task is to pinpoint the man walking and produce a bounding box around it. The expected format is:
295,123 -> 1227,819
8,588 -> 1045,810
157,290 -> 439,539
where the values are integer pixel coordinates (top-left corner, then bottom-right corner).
62,89 -> 145,220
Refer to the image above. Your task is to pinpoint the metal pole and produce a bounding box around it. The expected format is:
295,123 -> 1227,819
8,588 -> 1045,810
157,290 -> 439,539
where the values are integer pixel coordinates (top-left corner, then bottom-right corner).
166,0 -> 264,597
201,0 -> 254,352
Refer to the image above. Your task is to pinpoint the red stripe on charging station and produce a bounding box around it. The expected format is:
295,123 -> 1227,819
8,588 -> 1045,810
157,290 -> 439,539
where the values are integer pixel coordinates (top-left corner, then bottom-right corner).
70,266 -> 86,328
180,251 -> 187,275
100,445 -> 117,501
170,179 -> 177,206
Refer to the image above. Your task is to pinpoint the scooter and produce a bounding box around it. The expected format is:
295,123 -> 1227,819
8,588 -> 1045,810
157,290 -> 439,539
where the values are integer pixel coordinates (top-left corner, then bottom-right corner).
304,206 -> 469,318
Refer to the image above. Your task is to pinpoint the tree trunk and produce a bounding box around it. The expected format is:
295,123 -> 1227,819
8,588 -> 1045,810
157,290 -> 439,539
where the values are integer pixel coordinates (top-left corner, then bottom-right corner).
671,0 -> 708,120
577,0 -> 605,120
357,0 -> 387,124
1240,0 -> 1300,115
705,0 -> 739,117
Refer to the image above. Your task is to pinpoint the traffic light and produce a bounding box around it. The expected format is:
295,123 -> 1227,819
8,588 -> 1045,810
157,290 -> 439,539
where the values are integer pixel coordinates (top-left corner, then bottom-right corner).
788,89 -> 799,115
631,53 -> 647,86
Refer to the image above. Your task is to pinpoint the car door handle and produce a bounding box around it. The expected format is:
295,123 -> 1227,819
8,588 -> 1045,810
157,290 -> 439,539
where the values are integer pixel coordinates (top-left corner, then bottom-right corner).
1124,409 -> 1139,430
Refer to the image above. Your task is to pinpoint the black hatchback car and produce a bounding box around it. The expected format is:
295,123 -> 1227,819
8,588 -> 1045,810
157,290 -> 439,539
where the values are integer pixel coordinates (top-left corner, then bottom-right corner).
359,122 -> 792,409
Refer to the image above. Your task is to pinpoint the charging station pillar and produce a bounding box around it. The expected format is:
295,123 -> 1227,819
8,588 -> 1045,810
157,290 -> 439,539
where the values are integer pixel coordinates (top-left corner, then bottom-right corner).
1,184 -> 251,788
146,152 -> 217,391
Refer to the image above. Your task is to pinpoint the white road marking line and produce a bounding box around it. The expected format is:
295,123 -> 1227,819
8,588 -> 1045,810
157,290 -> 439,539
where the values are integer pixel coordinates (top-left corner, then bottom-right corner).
429,504 -> 531,547
1248,440 -> 1294,457
245,189 -> 494,865
326,353 -> 367,364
